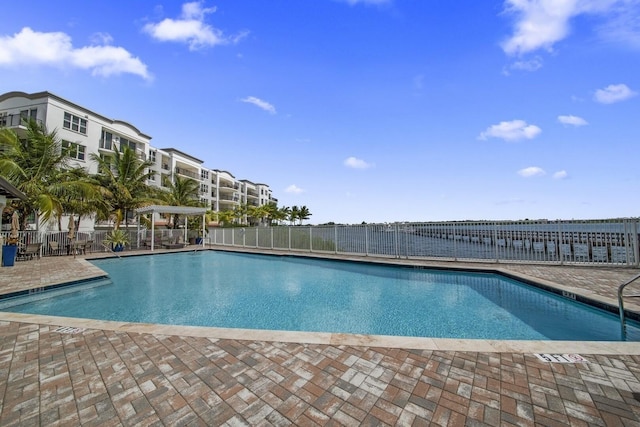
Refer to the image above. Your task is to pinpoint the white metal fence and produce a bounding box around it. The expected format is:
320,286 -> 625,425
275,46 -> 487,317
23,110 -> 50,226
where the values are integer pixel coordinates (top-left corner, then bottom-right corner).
209,219 -> 640,267
3,219 -> 639,267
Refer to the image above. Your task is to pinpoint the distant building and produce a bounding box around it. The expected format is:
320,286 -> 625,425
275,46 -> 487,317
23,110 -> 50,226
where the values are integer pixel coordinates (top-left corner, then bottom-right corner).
0,91 -> 277,230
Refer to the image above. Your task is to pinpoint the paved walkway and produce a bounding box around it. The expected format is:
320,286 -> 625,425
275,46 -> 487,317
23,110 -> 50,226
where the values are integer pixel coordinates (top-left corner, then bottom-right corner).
1,247 -> 640,425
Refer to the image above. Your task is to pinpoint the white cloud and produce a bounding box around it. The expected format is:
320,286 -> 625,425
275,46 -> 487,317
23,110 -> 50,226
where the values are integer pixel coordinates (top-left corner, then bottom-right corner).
241,96 -> 276,114
503,56 -> 544,75
143,1 -> 248,50
344,156 -> 374,169
0,27 -> 150,79
595,1 -> 640,49
478,120 -> 541,141
285,184 -> 304,194
500,0 -> 623,56
518,166 -> 546,177
558,115 -> 588,126
553,170 -> 568,179
594,83 -> 637,104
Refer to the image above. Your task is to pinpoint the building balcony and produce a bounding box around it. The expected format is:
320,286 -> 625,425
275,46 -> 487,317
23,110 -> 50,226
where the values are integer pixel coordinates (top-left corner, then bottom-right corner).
99,139 -> 114,151
219,182 -> 239,190
174,167 -> 199,180
0,114 -> 42,129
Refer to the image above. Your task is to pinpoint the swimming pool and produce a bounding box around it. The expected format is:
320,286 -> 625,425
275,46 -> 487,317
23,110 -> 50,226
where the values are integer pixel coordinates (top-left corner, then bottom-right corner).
3,251 -> 639,341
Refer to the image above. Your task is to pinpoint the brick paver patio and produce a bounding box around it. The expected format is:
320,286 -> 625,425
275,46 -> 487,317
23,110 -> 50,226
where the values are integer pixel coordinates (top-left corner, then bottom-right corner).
1,247 -> 640,425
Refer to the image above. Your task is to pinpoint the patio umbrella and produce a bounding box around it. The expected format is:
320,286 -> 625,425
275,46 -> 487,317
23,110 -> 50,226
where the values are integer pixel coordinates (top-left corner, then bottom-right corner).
9,211 -> 19,240
68,215 -> 76,257
68,215 -> 75,241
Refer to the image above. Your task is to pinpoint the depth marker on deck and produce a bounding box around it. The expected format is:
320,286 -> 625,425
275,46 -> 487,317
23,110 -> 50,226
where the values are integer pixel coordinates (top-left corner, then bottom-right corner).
54,326 -> 86,334
534,353 -> 587,363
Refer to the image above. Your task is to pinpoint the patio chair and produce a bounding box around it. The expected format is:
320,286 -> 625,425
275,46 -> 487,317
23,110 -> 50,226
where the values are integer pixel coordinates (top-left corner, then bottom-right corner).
18,242 -> 43,260
82,240 -> 94,254
48,241 -> 61,256
161,237 -> 185,249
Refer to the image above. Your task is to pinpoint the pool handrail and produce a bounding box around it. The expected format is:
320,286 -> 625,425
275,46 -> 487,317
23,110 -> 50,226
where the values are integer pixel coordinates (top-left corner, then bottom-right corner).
617,272 -> 640,338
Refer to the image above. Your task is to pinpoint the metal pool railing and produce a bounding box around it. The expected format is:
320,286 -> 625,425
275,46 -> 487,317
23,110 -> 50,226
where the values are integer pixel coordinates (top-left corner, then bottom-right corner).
209,219 -> 640,267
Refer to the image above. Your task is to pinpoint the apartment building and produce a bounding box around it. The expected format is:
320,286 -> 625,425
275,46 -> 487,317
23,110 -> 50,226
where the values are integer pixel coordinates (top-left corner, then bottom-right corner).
0,91 -> 276,230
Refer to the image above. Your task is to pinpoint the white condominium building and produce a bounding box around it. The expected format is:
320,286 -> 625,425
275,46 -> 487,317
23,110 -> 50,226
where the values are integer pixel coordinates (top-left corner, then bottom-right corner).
0,91 -> 277,230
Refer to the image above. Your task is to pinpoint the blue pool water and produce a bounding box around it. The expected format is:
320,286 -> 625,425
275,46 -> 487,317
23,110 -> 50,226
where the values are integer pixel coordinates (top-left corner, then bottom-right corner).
3,252 -> 639,341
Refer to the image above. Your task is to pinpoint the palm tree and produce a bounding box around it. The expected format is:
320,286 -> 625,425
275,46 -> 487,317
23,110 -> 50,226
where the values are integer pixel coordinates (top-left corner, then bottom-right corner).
274,206 -> 290,225
90,146 -> 155,230
298,205 -> 311,225
212,209 -> 235,226
158,175 -> 202,228
0,120 -> 96,230
289,206 -> 300,225
233,203 -> 248,225
56,166 -> 105,230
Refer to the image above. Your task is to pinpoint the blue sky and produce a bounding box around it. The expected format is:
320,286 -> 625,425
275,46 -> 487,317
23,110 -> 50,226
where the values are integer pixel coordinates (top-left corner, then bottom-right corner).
0,1 -> 638,224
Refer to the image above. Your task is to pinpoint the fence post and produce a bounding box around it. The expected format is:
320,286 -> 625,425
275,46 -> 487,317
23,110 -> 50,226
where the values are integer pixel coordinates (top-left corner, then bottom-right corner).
255,227 -> 258,248
288,226 -> 291,251
365,225 -> 369,256
309,227 -> 313,252
394,223 -> 399,258
558,221 -> 564,266
494,223 -> 499,262
634,220 -> 640,267
453,222 -> 457,261
334,225 -> 338,254
270,227 -> 274,249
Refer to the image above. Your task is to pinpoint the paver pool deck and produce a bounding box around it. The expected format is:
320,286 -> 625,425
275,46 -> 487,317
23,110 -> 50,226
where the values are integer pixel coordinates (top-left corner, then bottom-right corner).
1,246 -> 640,425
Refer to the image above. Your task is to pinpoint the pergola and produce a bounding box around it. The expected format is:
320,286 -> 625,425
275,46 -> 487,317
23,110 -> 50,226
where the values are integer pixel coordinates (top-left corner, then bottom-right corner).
0,177 -> 26,236
134,205 -> 208,251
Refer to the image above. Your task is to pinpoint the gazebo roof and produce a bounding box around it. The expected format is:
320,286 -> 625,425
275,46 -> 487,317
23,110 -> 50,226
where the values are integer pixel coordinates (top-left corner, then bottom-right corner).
0,176 -> 26,200
135,205 -> 207,215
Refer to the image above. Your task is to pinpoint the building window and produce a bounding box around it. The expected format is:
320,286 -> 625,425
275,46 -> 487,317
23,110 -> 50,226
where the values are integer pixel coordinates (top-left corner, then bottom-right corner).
100,130 -> 113,150
149,150 -> 156,162
200,183 -> 209,193
63,112 -> 87,134
201,170 -> 209,180
20,109 -> 37,121
119,137 -> 136,152
62,140 -> 86,161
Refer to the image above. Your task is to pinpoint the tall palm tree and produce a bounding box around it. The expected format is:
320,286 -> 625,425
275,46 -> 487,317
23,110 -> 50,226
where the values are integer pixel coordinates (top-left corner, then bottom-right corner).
298,205 -> 311,225
274,206 -> 290,225
0,120 -> 96,230
56,166 -> 105,230
213,209 -> 235,227
233,203 -> 248,225
158,175 -> 202,228
90,146 -> 155,230
289,206 -> 300,225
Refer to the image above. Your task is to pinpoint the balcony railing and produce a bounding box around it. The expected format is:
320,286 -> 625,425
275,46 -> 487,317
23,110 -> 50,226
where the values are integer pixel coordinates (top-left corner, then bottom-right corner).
99,139 -> 113,151
174,167 -> 199,180
0,114 -> 42,128
219,183 -> 239,189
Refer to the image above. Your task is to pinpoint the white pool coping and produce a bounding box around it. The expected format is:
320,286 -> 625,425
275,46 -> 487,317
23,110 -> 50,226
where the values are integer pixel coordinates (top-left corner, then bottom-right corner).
1,311 -> 639,355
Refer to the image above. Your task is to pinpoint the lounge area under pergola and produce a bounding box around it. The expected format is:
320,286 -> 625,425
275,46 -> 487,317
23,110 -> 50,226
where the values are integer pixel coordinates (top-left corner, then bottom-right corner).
134,205 -> 208,251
